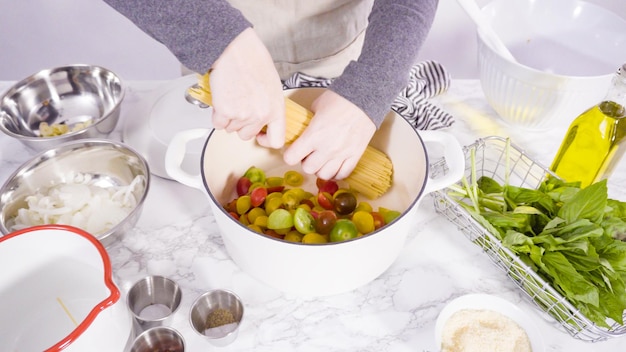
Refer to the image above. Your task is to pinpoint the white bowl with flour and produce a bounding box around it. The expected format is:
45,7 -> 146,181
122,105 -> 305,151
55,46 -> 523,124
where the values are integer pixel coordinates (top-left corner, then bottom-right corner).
435,293 -> 545,352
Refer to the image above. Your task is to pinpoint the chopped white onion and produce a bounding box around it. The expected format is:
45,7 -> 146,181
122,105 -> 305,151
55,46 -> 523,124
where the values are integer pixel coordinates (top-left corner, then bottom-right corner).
9,174 -> 146,236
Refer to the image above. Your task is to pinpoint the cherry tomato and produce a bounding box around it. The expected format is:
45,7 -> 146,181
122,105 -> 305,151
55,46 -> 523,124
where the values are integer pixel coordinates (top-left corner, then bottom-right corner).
267,208 -> 293,230
247,224 -> 263,233
265,197 -> 283,215
300,198 -> 315,209
284,170 -> 304,187
333,191 -> 357,215
267,185 -> 285,193
315,210 -> 337,234
244,166 -> 266,184
302,232 -> 328,244
266,176 -> 284,187
236,195 -> 251,215
250,187 -> 268,207
317,178 -> 339,195
236,176 -> 252,196
355,201 -> 373,213
264,229 -> 284,239
284,230 -> 304,243
247,207 -> 266,224
383,210 -> 401,224
329,219 -> 358,242
317,191 -> 334,210
371,211 -> 385,230
293,208 -> 316,234
352,211 -> 375,234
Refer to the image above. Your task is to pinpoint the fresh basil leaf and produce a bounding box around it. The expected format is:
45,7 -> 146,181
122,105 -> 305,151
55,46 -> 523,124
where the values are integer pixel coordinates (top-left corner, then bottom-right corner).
601,217 -> 626,241
541,251 -> 599,306
502,230 -> 534,253
558,180 -> 608,224
477,176 -> 503,194
606,198 -> 626,220
481,212 -> 531,233
600,240 -> 626,272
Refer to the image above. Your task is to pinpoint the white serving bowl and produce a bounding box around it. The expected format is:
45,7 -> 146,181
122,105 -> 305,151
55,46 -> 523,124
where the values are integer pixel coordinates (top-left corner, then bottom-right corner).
435,293 -> 545,351
477,0 -> 626,129
165,88 -> 466,297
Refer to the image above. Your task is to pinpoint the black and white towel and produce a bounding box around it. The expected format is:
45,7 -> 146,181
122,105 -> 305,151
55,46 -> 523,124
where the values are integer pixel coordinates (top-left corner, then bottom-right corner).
282,60 -> 454,130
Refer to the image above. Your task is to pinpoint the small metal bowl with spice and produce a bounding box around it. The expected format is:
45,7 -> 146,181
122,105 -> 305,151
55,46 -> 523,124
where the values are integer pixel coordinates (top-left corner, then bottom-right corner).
189,289 -> 244,347
0,64 -> 124,152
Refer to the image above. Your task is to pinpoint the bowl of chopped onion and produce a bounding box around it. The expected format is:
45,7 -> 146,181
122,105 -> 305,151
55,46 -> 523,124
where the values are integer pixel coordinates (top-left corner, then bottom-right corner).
0,139 -> 150,247
0,64 -> 124,152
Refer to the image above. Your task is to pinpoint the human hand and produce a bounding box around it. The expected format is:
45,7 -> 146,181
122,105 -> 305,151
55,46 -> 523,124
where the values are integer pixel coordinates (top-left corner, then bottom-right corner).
209,27 -> 285,149
283,90 -> 376,180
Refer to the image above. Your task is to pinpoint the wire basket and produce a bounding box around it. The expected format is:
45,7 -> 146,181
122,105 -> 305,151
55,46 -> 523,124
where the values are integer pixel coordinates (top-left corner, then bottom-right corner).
430,136 -> 626,342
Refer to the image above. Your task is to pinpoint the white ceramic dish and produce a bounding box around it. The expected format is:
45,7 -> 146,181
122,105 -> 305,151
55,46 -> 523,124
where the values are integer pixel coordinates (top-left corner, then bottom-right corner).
435,293 -> 545,352
123,74 -> 211,179
477,0 -> 626,129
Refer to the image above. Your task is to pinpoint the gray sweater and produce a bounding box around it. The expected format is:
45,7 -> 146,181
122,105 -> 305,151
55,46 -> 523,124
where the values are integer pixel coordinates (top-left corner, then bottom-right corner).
102,0 -> 438,128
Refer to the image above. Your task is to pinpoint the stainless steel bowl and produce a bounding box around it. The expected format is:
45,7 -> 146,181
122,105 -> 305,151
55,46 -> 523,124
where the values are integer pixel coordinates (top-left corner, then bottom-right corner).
0,139 -> 150,247
0,64 -> 124,151
129,326 -> 185,352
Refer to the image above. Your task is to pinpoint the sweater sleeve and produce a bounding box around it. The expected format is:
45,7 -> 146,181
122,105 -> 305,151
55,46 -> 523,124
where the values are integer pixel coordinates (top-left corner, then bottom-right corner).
329,0 -> 438,128
101,0 -> 251,74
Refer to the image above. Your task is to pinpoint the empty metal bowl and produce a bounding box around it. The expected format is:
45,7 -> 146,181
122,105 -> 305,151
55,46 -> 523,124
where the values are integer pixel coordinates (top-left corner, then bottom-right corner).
129,326 -> 185,352
0,139 -> 150,247
0,64 -> 124,151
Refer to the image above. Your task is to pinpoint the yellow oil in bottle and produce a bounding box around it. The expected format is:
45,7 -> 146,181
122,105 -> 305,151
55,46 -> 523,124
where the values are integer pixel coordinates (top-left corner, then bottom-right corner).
550,101 -> 626,188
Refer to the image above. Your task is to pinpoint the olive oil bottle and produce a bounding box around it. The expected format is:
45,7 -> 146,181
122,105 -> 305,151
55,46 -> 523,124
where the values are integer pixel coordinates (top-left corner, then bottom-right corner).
550,63 -> 626,188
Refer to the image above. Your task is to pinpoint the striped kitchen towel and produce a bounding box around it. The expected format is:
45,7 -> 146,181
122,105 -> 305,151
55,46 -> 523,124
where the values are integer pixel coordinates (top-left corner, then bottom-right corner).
282,60 -> 454,130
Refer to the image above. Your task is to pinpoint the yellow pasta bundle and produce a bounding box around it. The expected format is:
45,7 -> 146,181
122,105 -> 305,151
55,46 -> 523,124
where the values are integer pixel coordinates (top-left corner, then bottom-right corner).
187,73 -> 393,199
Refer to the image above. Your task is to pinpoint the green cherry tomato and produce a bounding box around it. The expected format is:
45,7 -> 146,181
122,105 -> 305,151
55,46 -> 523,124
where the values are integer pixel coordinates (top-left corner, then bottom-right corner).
244,166 -> 266,184
383,210 -> 401,224
293,207 -> 316,234
267,208 -> 294,230
329,219 -> 358,242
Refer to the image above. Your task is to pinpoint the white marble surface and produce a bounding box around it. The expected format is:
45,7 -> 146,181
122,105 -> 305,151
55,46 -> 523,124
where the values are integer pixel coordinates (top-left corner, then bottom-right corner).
1,80 -> 626,352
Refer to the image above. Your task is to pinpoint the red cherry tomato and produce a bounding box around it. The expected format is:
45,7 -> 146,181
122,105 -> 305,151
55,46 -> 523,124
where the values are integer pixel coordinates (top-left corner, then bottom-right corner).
250,187 -> 268,207
267,185 -> 285,194
236,176 -> 252,196
316,178 -> 339,195
317,191 -> 334,210
371,212 -> 385,230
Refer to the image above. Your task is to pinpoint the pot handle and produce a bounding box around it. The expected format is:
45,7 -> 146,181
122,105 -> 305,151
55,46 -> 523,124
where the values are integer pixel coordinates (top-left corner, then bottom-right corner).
164,128 -> 211,190
420,130 -> 465,194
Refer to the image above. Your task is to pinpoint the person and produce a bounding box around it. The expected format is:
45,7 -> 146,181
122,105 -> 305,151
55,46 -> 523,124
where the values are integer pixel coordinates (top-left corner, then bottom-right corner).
103,0 -> 438,181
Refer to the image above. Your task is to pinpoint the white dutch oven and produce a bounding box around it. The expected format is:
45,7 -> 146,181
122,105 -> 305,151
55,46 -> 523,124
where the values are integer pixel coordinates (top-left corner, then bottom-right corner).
165,88 -> 464,297
0,225 -> 133,351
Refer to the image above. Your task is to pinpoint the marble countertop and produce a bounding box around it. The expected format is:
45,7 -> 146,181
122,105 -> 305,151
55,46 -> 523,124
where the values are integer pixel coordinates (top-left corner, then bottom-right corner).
1,80 -> 626,352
